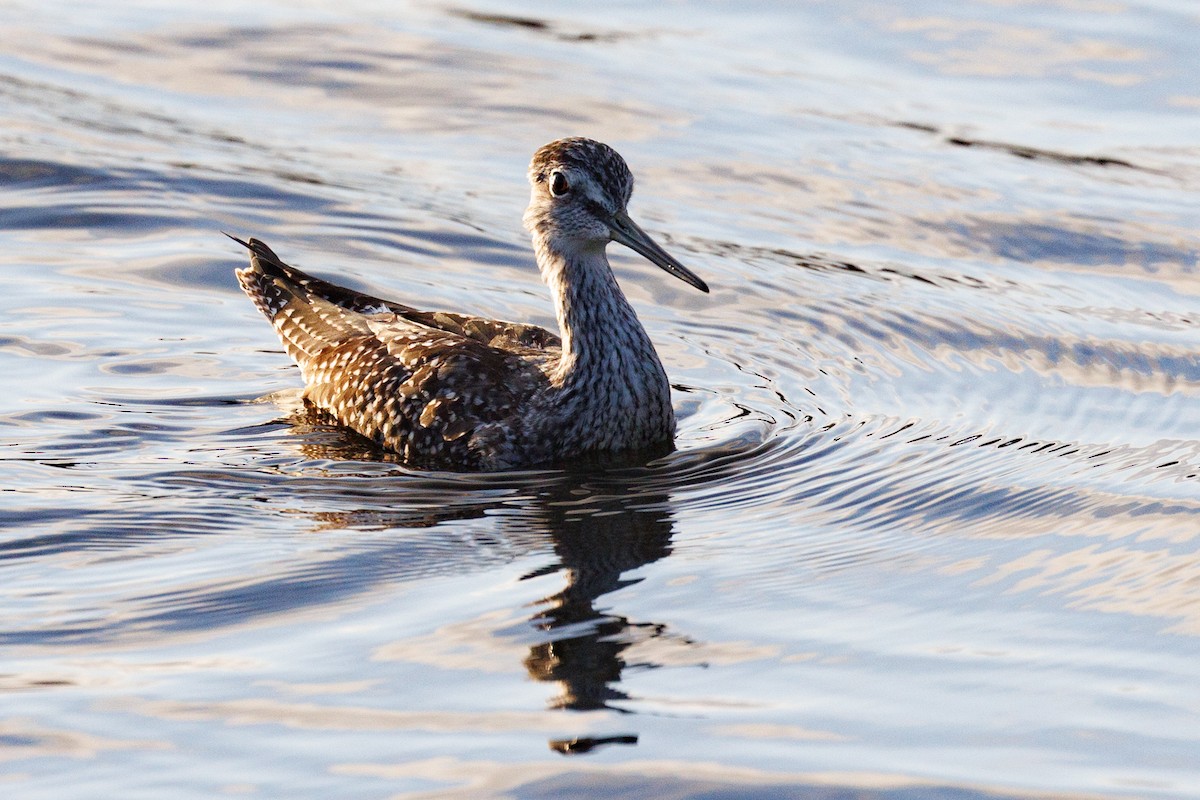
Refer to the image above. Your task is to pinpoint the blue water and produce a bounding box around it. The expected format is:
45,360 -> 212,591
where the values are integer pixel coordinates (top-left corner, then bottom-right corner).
2,1 -> 1199,798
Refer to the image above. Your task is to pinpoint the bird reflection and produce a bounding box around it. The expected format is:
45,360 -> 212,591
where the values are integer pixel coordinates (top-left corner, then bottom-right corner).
282,407 -> 686,754
523,479 -> 675,717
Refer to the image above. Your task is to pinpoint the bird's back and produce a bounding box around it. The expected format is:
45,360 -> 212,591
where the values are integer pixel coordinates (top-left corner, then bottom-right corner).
234,238 -> 557,469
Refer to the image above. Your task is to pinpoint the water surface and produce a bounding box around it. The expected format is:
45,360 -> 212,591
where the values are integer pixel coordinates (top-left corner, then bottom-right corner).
2,1 -> 1199,798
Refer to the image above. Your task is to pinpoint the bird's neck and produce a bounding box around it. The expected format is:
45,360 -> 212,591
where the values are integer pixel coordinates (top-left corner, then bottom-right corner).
531,237 -> 675,452
538,241 -> 661,385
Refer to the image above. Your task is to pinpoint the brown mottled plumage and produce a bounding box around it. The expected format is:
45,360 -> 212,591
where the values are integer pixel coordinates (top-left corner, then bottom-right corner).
233,138 -> 708,471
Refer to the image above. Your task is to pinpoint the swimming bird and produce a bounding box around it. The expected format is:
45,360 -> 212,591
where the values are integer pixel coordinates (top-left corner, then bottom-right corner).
232,137 -> 708,470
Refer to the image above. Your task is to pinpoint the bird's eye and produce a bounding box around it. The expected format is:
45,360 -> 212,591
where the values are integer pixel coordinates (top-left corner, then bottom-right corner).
549,171 -> 570,197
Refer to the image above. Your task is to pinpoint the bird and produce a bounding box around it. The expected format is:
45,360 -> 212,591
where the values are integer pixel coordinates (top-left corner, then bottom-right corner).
232,137 -> 709,471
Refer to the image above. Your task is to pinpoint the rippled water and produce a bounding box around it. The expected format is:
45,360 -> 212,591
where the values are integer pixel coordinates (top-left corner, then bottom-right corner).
3,1 -> 1199,798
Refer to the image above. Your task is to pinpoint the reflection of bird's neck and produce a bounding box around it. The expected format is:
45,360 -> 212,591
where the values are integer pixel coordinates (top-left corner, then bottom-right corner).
533,234 -> 674,446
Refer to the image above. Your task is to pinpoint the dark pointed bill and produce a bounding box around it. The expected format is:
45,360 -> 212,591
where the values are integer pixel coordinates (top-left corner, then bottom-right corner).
608,210 -> 709,293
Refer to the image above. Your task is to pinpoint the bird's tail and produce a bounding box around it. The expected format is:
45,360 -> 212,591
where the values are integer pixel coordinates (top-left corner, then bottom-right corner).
230,234 -> 374,369
227,233 -> 414,315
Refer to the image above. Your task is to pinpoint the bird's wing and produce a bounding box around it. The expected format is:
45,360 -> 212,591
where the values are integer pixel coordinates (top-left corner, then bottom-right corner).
233,236 -> 554,466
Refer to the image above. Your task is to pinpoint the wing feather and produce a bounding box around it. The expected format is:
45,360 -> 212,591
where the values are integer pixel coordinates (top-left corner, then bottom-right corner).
233,236 -> 554,467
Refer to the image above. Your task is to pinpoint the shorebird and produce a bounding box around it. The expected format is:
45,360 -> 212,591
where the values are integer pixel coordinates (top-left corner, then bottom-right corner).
232,137 -> 708,470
